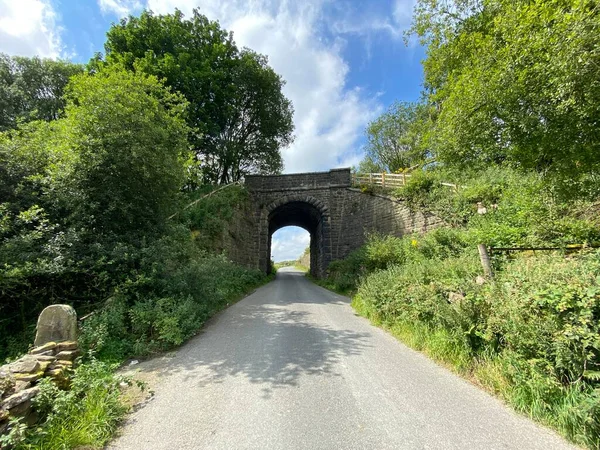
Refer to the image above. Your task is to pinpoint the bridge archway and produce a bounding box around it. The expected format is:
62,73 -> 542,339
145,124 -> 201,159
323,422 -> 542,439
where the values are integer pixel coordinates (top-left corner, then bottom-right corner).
262,195 -> 331,278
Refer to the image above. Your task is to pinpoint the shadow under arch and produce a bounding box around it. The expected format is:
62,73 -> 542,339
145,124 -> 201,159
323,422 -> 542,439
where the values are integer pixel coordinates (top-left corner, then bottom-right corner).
262,195 -> 331,278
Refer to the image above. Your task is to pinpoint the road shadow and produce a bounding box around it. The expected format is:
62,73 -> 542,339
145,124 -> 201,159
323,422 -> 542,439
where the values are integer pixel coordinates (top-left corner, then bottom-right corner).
159,301 -> 371,399
121,270 -> 370,400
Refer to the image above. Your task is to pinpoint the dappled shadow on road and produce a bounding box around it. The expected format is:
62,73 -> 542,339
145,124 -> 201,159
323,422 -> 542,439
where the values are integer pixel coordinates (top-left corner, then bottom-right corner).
123,271 -> 370,400
164,301 -> 371,399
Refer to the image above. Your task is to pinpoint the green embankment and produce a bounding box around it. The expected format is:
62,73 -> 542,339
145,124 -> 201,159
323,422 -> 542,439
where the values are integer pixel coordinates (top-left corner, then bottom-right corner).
319,167 -> 600,449
1,183 -> 270,449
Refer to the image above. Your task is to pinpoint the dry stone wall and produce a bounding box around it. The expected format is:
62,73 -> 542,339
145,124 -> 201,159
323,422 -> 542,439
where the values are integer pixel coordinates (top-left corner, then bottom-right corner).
0,305 -> 80,437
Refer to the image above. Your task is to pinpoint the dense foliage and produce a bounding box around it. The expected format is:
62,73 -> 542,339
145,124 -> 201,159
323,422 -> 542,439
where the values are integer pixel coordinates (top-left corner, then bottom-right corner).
322,167 -> 600,447
0,54 -> 83,132
410,0 -> 600,180
0,63 -> 269,448
347,11 -> 600,443
349,237 -> 600,448
0,67 -> 190,357
1,8 -> 289,444
96,9 -> 294,185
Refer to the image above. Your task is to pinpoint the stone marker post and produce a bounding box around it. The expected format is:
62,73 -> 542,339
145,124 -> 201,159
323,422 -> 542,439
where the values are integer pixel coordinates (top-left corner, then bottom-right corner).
34,304 -> 78,347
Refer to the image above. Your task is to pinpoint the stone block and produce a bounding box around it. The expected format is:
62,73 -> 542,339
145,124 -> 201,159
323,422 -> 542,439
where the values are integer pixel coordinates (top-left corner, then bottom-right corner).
30,342 -> 57,355
56,350 -> 79,361
56,341 -> 78,352
38,361 -> 53,373
1,386 -> 39,411
0,370 -> 15,399
14,371 -> 44,383
8,399 -> 31,416
13,381 -> 31,393
32,355 -> 56,362
8,356 -> 41,374
34,305 -> 77,347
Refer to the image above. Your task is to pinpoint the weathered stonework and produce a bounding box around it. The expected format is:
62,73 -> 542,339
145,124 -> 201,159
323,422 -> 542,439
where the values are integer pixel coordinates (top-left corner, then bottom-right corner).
1,305 -> 80,438
225,168 -> 442,277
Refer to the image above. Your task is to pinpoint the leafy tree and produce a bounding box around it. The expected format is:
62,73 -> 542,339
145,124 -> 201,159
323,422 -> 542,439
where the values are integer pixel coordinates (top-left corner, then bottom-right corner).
0,54 -> 83,131
359,101 -> 431,173
55,67 -> 190,236
0,66 -> 190,355
411,0 -> 600,178
97,9 -> 294,185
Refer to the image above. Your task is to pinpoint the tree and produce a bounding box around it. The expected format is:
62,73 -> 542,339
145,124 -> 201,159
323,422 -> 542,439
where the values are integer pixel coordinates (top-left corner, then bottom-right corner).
97,9 -> 294,185
56,67 -> 190,236
0,54 -> 83,132
359,101 -> 431,173
0,66 -> 190,355
411,0 -> 600,178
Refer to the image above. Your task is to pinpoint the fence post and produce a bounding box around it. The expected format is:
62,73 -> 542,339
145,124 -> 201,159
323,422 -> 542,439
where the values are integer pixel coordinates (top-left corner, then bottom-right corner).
402,173 -> 406,186
369,173 -> 373,185
478,244 -> 494,278
382,172 -> 385,188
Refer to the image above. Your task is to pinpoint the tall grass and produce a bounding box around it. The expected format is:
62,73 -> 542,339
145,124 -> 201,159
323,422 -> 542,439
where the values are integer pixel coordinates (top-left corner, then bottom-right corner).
322,167 -> 600,448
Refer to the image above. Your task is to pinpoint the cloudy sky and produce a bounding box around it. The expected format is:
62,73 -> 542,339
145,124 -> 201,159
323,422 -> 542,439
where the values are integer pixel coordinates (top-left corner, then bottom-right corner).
0,0 -> 425,262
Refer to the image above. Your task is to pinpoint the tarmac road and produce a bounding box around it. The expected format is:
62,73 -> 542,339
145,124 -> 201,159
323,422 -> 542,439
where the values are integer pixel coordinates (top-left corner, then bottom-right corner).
109,267 -> 576,450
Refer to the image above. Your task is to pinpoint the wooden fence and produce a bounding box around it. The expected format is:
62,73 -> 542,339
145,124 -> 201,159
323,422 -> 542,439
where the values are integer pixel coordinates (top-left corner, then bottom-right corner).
352,172 -> 460,190
352,172 -> 410,188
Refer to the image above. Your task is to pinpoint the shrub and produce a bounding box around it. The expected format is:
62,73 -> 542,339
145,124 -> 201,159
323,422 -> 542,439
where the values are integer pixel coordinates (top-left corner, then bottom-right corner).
344,236 -> 600,447
487,253 -> 600,385
79,232 -> 267,360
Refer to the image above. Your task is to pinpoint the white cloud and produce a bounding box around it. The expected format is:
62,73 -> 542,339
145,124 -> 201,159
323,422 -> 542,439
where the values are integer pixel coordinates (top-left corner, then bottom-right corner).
145,0 -> 381,173
393,0 -> 417,32
98,0 -> 143,17
271,227 -> 310,262
329,0 -> 416,41
0,0 -> 62,58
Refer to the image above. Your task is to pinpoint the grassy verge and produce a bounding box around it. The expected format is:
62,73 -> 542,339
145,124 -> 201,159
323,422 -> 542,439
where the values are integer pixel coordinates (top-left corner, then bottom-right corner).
7,270 -> 271,449
352,291 -> 600,449
317,166 -> 600,448
320,232 -> 600,448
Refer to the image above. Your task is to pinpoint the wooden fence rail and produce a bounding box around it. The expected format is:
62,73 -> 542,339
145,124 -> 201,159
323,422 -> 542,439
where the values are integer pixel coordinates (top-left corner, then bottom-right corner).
351,172 -> 411,188
352,172 -> 460,191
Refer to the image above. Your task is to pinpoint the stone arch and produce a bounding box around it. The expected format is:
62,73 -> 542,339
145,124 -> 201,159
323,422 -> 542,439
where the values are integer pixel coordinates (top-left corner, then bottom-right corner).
260,195 -> 331,277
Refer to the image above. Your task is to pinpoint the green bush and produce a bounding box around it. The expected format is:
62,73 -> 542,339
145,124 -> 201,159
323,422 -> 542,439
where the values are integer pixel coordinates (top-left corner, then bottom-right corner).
487,253 -> 600,385
78,227 -> 267,360
324,228 -> 470,294
393,166 -> 600,248
324,168 -> 600,447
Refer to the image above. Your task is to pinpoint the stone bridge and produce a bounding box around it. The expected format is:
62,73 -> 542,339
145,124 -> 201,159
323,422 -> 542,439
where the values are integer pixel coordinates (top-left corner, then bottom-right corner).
222,168 -> 442,278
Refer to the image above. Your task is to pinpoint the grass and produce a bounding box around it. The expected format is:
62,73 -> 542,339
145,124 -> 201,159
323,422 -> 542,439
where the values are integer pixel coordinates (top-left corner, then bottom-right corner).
6,272 -> 274,450
349,288 -> 600,449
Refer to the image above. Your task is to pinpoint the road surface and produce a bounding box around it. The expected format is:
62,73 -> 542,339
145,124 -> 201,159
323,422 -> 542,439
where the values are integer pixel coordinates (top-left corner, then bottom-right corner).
110,267 -> 575,450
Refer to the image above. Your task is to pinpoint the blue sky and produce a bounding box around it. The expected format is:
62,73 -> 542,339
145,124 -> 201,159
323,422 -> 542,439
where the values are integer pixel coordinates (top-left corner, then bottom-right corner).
0,0 -> 426,262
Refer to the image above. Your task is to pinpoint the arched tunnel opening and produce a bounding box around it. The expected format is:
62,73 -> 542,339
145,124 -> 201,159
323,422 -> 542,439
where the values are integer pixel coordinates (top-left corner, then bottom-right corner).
267,201 -> 327,278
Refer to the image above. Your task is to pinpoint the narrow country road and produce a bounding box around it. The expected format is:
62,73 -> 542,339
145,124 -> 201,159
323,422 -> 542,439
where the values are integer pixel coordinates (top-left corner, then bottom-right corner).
109,268 -> 575,450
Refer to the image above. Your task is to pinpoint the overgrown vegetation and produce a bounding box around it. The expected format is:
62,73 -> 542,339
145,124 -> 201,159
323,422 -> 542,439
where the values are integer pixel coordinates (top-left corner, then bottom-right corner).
341,4 -> 600,443
323,168 -> 600,447
1,9 -> 283,448
2,360 -> 126,449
